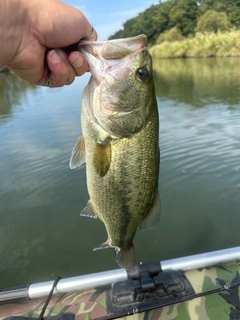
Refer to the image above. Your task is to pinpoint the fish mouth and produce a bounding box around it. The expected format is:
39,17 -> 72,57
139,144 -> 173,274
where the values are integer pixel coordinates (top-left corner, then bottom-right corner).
79,34 -> 148,83
78,34 -> 147,57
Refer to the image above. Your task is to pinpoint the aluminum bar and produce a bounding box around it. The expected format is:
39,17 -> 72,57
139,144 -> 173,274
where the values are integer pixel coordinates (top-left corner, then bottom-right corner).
161,246 -> 240,271
29,268 -> 127,299
28,246 -> 240,300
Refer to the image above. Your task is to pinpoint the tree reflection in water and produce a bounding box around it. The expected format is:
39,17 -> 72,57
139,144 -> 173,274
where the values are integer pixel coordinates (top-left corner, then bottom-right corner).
0,72 -> 37,123
153,57 -> 240,107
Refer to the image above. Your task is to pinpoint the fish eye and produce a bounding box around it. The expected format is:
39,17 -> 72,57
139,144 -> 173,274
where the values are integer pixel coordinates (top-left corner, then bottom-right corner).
136,67 -> 149,81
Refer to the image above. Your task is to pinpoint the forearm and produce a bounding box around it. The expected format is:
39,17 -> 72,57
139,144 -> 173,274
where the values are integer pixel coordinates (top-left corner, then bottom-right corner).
0,0 -> 26,65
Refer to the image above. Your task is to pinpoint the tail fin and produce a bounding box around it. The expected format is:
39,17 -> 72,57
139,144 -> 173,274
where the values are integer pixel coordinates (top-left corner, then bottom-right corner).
94,241 -> 135,270
115,245 -> 135,270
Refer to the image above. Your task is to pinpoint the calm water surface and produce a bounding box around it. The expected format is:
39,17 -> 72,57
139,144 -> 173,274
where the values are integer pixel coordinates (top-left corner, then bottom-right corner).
0,58 -> 240,287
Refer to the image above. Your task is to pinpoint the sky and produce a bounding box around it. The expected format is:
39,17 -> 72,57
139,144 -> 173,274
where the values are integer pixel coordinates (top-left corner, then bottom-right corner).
61,0 -> 159,41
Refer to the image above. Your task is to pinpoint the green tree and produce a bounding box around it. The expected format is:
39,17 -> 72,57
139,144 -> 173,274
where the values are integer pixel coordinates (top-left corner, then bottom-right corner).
108,0 -> 240,43
152,0 -> 175,35
169,0 -> 198,36
198,0 -> 240,28
197,0 -> 225,16
156,27 -> 183,44
195,10 -> 231,33
109,17 -> 137,40
109,4 -> 159,45
223,0 -> 240,28
132,5 -> 160,45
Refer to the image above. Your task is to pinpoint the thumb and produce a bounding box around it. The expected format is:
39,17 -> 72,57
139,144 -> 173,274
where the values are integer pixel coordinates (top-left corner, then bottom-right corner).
42,2 -> 97,48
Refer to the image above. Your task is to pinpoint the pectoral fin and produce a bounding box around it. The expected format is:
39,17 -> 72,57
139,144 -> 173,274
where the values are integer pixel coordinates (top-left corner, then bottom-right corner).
93,139 -> 111,177
139,191 -> 161,230
69,136 -> 85,169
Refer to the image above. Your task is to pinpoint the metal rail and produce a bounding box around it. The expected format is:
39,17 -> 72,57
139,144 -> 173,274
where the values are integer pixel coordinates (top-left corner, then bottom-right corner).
1,246 -> 240,304
29,246 -> 240,299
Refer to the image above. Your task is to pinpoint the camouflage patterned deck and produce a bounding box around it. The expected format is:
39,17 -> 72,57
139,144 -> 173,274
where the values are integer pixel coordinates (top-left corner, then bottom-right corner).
0,262 -> 240,320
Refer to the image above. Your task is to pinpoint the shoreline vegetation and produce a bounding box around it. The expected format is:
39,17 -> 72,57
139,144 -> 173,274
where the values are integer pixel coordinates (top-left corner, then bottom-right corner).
109,0 -> 240,59
150,30 -> 240,59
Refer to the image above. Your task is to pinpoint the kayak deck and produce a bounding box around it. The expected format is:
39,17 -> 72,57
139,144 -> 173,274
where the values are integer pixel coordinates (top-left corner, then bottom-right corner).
0,261 -> 240,319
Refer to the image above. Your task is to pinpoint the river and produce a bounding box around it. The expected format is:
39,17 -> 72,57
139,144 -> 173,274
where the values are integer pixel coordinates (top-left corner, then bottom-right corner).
0,57 -> 240,287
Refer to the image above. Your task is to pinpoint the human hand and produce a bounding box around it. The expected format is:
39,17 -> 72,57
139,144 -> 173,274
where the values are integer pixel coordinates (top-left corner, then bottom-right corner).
1,0 -> 98,87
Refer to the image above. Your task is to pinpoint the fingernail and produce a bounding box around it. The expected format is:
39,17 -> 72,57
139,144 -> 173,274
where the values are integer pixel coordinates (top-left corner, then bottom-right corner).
49,50 -> 61,63
55,49 -> 66,60
71,53 -> 83,68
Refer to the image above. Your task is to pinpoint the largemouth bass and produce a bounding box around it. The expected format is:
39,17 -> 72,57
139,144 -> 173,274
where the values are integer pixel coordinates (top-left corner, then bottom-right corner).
70,34 -> 160,269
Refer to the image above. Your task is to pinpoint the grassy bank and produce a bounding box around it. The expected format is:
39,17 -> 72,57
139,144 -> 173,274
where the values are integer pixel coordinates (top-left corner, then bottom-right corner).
150,30 -> 240,59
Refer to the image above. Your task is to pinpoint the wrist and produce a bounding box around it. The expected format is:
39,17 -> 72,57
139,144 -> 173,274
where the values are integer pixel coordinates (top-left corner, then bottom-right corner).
0,0 -> 27,65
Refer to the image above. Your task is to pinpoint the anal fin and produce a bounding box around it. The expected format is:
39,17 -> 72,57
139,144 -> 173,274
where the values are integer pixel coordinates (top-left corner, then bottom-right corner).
80,200 -> 98,219
93,241 -> 116,251
94,242 -> 135,270
139,191 -> 161,230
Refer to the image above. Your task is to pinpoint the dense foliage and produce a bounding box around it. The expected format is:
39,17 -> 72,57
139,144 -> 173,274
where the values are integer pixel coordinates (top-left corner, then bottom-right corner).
156,26 -> 183,44
108,0 -> 240,45
195,10 -> 231,33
